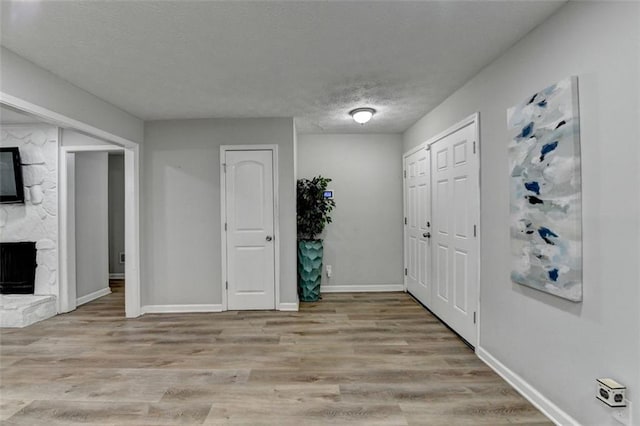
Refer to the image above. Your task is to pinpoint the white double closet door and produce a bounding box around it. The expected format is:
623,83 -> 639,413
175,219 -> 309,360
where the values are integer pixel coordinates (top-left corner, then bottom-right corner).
404,119 -> 479,346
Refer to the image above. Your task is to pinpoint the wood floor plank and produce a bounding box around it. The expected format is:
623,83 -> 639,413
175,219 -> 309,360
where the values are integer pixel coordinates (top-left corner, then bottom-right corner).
0,281 -> 551,425
2,400 -> 212,425
400,399 -> 548,425
0,399 -> 31,421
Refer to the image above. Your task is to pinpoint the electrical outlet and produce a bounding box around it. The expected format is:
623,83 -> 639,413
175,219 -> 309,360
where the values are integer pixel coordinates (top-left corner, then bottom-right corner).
326,265 -> 332,278
597,378 -> 626,408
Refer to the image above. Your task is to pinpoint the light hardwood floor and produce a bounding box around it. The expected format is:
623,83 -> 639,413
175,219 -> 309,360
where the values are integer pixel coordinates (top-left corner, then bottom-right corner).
0,281 -> 551,425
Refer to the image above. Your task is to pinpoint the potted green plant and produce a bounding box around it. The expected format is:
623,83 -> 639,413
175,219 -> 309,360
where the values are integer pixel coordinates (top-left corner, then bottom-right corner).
297,176 -> 335,302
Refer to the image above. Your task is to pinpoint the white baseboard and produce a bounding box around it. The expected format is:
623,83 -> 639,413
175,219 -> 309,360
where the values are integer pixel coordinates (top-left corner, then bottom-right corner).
76,287 -> 111,306
109,273 -> 125,279
141,304 -> 223,314
321,284 -> 404,293
476,347 -> 579,426
143,303 -> 298,313
278,301 -> 299,311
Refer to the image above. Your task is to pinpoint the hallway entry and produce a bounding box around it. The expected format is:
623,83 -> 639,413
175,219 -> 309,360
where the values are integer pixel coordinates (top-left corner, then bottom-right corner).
404,114 -> 480,346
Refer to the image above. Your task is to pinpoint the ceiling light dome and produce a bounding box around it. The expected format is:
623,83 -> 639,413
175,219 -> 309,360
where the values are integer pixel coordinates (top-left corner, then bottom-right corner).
349,107 -> 376,125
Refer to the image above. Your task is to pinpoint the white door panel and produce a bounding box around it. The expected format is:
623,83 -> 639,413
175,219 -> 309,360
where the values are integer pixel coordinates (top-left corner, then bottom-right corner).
404,148 -> 431,306
436,244 -> 448,301
454,249 -> 468,313
225,150 -> 275,310
430,123 -> 478,345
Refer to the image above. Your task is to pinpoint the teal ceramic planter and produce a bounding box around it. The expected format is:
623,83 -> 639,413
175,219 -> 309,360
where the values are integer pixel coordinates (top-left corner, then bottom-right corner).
298,240 -> 323,302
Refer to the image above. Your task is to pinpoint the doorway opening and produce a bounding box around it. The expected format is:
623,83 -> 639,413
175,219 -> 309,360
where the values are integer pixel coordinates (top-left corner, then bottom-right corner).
67,149 -> 126,314
60,143 -> 139,317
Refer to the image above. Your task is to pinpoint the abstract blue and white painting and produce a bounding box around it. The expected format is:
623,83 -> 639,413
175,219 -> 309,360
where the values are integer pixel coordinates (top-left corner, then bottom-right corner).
507,77 -> 582,302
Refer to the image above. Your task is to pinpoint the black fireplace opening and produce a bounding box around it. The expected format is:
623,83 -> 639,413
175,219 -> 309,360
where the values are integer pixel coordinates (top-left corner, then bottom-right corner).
0,242 -> 37,294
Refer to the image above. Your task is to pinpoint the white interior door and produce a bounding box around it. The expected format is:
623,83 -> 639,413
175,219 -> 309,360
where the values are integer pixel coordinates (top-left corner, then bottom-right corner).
404,148 -> 431,306
430,123 -> 479,345
224,149 -> 276,310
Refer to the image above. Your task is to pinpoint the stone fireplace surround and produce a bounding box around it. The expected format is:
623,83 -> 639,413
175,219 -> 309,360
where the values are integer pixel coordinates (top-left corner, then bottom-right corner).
0,125 -> 59,327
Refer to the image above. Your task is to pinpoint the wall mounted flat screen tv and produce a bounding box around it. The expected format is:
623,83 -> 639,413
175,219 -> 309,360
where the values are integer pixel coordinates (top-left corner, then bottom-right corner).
0,147 -> 25,203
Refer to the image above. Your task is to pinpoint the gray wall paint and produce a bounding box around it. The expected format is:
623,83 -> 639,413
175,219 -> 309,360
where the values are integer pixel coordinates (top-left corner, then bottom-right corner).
75,152 -> 110,300
108,154 -> 125,275
297,134 -> 404,290
62,129 -> 114,147
142,118 -> 296,306
1,47 -> 143,144
403,3 -> 639,424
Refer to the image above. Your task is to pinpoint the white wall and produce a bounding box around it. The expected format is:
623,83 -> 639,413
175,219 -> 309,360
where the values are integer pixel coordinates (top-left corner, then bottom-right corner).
108,154 -> 125,275
0,47 -> 143,144
142,118 -> 296,308
297,134 -> 404,291
0,125 -> 59,296
403,3 -> 639,425
75,152 -> 110,301
61,130 -> 115,147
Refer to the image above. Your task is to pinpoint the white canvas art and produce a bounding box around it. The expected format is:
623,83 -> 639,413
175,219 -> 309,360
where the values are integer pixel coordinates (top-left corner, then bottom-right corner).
507,77 -> 582,302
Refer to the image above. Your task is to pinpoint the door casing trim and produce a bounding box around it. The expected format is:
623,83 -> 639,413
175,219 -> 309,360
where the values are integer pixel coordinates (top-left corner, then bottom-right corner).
59,144 -> 141,318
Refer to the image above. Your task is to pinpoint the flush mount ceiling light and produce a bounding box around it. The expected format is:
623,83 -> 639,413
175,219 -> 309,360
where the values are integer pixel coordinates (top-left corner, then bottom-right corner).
349,107 -> 376,125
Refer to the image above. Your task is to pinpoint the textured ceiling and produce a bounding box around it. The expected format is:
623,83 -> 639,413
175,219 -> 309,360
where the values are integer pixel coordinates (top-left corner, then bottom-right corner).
1,1 -> 565,133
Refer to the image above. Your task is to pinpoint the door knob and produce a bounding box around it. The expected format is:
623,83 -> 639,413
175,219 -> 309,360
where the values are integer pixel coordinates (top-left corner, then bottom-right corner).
266,235 -> 273,241
423,232 -> 431,238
